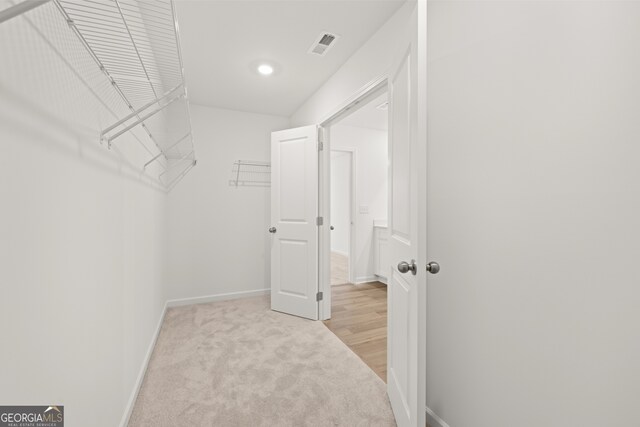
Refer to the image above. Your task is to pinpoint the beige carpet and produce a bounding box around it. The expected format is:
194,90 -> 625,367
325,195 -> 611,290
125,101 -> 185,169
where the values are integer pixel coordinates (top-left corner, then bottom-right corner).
129,296 -> 396,427
331,252 -> 351,286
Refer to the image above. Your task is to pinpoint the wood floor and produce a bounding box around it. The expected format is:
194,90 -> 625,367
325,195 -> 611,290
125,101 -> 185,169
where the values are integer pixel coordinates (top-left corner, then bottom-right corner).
323,281 -> 387,382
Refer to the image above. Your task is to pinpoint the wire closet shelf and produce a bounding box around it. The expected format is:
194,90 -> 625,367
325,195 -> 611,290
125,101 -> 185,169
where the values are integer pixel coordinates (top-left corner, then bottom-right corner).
229,160 -> 271,188
3,0 -> 197,189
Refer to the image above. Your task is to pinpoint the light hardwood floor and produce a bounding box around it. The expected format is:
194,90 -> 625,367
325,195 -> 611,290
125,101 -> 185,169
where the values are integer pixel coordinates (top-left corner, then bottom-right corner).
323,281 -> 387,382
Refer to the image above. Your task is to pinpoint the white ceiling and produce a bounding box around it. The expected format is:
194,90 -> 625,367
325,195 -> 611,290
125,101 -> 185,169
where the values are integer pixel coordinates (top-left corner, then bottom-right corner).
175,0 -> 405,117
339,92 -> 388,131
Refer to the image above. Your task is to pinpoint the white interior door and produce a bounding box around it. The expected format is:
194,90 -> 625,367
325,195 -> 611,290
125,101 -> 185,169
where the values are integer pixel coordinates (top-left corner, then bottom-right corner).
386,4 -> 426,427
270,125 -> 319,320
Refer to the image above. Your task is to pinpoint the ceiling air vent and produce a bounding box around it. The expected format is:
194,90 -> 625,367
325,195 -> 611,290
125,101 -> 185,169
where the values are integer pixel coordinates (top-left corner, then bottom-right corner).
308,32 -> 340,56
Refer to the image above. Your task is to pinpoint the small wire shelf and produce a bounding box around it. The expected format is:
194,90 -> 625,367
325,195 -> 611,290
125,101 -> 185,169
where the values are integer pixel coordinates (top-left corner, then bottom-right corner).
229,160 -> 271,188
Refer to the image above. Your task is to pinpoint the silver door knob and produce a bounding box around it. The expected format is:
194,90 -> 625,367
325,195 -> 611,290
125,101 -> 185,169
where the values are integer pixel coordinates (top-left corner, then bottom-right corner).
330,226 -> 335,230
426,261 -> 440,274
397,260 -> 417,275
268,227 -> 277,233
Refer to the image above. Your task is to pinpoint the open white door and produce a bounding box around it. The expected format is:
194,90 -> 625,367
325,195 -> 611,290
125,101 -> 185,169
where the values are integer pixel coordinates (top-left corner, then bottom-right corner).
386,3 -> 426,427
270,125 -> 319,320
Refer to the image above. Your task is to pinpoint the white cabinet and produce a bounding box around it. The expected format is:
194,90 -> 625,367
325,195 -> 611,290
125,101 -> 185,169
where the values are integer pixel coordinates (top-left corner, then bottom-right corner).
374,223 -> 389,283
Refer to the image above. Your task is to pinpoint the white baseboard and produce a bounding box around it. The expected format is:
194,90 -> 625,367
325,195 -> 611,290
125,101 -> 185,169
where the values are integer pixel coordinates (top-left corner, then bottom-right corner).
166,288 -> 271,307
426,406 -> 450,427
119,288 -> 271,426
119,301 -> 168,427
355,275 -> 379,284
374,274 -> 388,285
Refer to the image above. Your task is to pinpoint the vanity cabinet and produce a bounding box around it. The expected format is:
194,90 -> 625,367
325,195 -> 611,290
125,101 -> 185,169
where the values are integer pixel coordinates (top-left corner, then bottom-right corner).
373,223 -> 389,283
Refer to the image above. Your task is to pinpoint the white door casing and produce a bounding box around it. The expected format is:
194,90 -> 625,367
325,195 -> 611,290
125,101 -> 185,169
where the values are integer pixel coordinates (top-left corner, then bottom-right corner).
386,3 -> 426,427
270,125 -> 319,320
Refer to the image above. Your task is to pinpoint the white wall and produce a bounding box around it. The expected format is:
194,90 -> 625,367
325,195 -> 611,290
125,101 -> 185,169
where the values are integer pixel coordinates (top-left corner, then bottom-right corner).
290,1 -> 414,126
0,5 -> 167,426
427,2 -> 640,426
330,151 -> 351,256
331,125 -> 387,283
165,105 -> 289,301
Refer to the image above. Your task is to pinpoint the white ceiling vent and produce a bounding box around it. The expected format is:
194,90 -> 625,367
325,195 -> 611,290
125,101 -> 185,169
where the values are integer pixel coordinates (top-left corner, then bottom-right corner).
308,32 -> 340,56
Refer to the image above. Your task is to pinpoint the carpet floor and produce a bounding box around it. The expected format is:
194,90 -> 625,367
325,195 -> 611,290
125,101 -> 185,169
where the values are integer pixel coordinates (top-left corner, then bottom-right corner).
128,296 -> 396,427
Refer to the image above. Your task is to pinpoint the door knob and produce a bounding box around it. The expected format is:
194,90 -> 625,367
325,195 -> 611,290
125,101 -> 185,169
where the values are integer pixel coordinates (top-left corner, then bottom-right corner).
397,260 -> 417,275
330,226 -> 335,230
426,261 -> 440,274
268,227 -> 277,233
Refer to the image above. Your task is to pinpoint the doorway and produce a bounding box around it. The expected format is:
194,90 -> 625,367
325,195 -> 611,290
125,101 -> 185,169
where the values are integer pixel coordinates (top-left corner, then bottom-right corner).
322,87 -> 390,381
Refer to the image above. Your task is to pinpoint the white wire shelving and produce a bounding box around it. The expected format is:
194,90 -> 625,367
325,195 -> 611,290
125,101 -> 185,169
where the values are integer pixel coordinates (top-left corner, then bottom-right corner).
229,160 -> 271,188
1,0 -> 196,190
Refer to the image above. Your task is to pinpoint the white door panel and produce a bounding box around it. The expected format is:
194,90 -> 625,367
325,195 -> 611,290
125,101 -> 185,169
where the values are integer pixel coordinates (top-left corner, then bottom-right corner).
387,4 -> 426,427
271,125 -> 318,320
279,141 -> 308,221
391,54 -> 412,242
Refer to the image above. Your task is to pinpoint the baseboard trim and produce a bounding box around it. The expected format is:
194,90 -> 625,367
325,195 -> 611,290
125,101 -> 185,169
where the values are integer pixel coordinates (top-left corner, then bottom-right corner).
355,276 -> 379,284
374,274 -> 388,285
119,301 -> 168,427
426,406 -> 450,427
119,288 -> 271,426
166,288 -> 271,307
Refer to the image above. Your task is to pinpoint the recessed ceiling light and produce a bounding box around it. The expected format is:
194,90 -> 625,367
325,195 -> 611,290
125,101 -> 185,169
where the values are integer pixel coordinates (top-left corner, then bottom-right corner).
257,64 -> 274,76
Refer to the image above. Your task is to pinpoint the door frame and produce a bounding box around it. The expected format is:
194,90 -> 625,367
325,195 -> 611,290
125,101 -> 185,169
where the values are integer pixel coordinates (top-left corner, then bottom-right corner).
318,75 -> 388,321
329,147 -> 357,285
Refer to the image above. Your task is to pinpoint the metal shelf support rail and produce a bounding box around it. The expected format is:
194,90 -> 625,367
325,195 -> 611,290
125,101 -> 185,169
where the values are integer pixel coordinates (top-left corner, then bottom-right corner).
101,86 -> 185,146
100,83 -> 183,139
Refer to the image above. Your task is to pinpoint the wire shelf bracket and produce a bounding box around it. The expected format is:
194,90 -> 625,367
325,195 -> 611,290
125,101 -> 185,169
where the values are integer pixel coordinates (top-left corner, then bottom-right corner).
144,131 -> 191,170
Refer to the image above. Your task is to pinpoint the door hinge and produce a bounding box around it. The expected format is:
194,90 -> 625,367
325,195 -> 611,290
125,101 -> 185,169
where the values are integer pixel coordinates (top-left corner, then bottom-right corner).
316,291 -> 324,301
316,216 -> 324,226
318,140 -> 324,151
